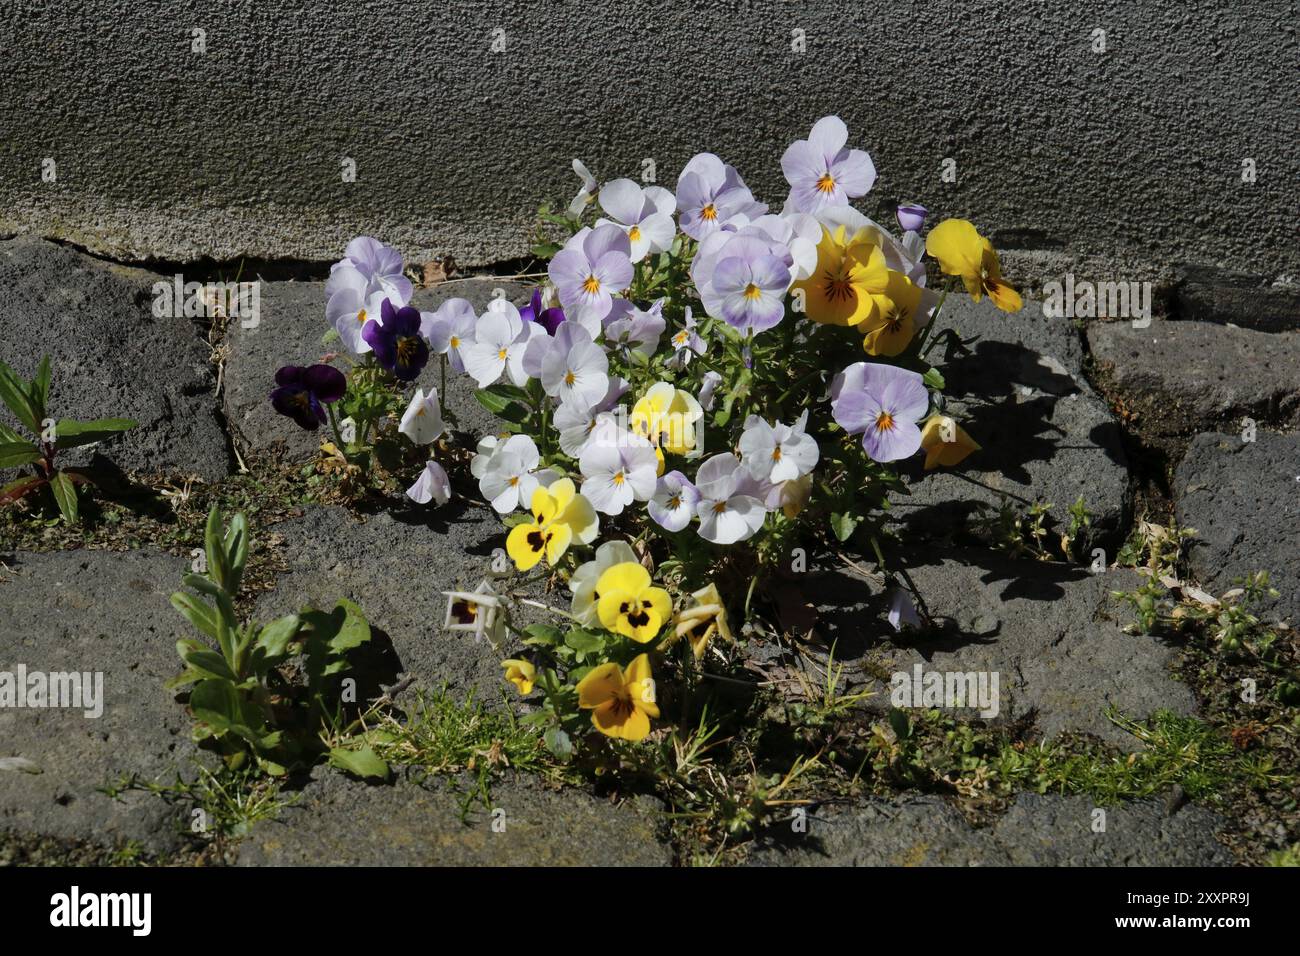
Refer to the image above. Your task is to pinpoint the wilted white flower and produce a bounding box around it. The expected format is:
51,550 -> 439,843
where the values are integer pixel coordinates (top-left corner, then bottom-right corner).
406,459 -> 451,506
399,388 -> 445,445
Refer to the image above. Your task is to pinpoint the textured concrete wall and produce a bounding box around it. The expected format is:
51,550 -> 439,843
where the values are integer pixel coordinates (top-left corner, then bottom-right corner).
1,0 -> 1296,285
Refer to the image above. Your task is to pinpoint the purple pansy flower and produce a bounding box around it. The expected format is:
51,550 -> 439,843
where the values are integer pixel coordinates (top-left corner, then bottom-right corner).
676,153 -> 767,240
548,224 -> 634,329
362,298 -> 430,382
269,364 -> 346,431
519,287 -> 567,335
325,236 -> 412,304
830,362 -> 930,462
896,203 -> 928,233
781,116 -> 877,214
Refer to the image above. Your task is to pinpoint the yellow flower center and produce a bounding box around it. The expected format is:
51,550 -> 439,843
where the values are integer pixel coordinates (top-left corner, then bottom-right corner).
508,476 -> 519,487
581,275 -> 601,294
449,335 -> 460,348
497,347 -> 508,360
815,172 -> 836,194
700,203 -> 717,222
743,283 -> 763,301
612,470 -> 625,486
627,225 -> 641,242
712,501 -> 727,514
356,308 -> 367,324
876,411 -> 896,433
673,331 -> 688,346
819,264 -> 855,303
564,370 -> 576,386
396,336 -> 421,365
771,446 -> 782,461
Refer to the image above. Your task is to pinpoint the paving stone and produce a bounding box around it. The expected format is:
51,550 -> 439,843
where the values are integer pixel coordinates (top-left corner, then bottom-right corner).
896,296 -> 1130,552
1087,317 -> 1300,436
222,278 -> 532,462
790,549 -> 1196,750
0,548 -> 196,855
1173,431 -> 1300,626
745,792 -> 1231,866
1173,263 -> 1300,333
0,237 -> 232,480
251,504 -> 544,700
235,770 -> 670,866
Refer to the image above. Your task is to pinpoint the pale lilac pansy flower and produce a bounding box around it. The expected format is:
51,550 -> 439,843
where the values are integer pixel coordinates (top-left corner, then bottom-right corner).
781,116 -> 877,214
326,236 -> 413,304
399,387 -> 445,445
566,159 -> 598,218
578,423 -> 658,516
676,153 -> 767,241
596,179 -> 677,263
666,306 -> 706,370
420,297 -> 478,373
738,409 -> 819,484
692,228 -> 795,332
831,362 -> 930,462
538,323 -> 610,407
698,370 -> 723,411
548,224 -> 634,328
461,300 -> 539,388
478,434 -> 557,514
406,459 -> 452,506
693,453 -> 767,545
554,377 -> 629,458
896,203 -> 928,233
648,470 -> 701,533
326,276 -> 391,355
603,298 -> 666,361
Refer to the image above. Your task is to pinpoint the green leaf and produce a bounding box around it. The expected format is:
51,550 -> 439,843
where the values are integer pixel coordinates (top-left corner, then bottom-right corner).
53,418 -> 138,451
256,613 -> 302,658
180,647 -> 238,682
49,470 -> 78,524
0,440 -> 41,469
564,629 -> 606,655
28,356 -> 51,422
328,745 -> 389,780
522,623 -> 563,647
0,420 -> 23,444
203,506 -> 230,590
543,727 -> 574,761
0,358 -> 39,433
497,401 -> 531,424
170,591 -> 219,641
0,476 -> 46,505
830,512 -> 858,542
223,511 -> 248,590
922,367 -> 946,390
329,598 -> 371,654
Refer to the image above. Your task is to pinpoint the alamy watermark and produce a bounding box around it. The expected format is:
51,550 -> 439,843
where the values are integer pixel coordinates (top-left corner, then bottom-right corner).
152,274 -> 261,328
0,665 -> 104,718
1041,273 -> 1151,328
890,665 -> 1000,718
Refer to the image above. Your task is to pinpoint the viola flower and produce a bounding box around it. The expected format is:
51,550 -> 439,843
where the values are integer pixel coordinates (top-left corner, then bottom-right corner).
478,434 -> 557,513
887,588 -> 922,632
919,414 -> 981,469
603,298 -> 667,361
566,158 -> 598,218
781,116 -> 877,214
648,470 -> 701,532
578,427 -> 658,515
421,297 -> 478,373
406,459 -> 451,506
594,563 -> 672,643
518,287 -> 567,335
860,270 -> 922,357
693,453 -> 767,544
553,377 -> 629,458
676,152 -> 766,240
790,225 -> 890,327
769,472 -> 813,519
576,653 -> 659,742
738,409 -> 820,484
538,323 -> 610,407
665,307 -> 706,370
596,179 -> 677,262
505,477 -> 599,572
442,579 -> 506,650
570,539 -> 639,627
362,298 -> 430,382
269,363 -> 346,430
502,659 -> 537,696
896,203 -> 927,233
630,382 -> 703,458
325,275 -> 390,355
710,246 -> 791,333
325,236 -> 413,304
831,362 -> 930,462
670,583 -> 733,659
399,387 -> 445,445
698,370 -> 723,411
549,224 -> 634,327
461,300 -> 538,388
925,218 -> 1023,313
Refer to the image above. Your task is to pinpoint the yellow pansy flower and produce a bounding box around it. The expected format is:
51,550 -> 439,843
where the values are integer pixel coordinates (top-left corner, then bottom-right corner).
860,269 -> 920,356
630,382 -> 703,459
501,658 -> 536,695
505,478 -> 599,571
919,414 -> 981,469
594,561 -> 672,643
669,583 -> 733,659
790,226 -> 890,327
576,653 -> 659,741
924,218 -> 1022,313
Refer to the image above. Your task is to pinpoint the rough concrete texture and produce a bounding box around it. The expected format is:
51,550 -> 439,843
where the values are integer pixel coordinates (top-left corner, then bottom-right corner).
796,551 -> 1195,750
222,277 -> 531,462
1,2 -> 1295,287
251,505 -> 545,700
0,237 -> 232,480
746,793 -> 1231,866
1173,264 -> 1300,333
896,295 -> 1130,551
1087,318 -> 1300,436
236,770 -> 670,866
0,549 -> 195,855
1174,431 -> 1300,627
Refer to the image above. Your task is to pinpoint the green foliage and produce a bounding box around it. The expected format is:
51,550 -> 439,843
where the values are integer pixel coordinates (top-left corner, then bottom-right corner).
169,506 -> 387,778
0,355 -> 136,523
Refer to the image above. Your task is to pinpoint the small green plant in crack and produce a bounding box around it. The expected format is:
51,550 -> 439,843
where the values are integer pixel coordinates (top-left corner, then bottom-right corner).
1115,517 -> 1197,576
0,355 -> 137,523
168,505 -> 388,778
